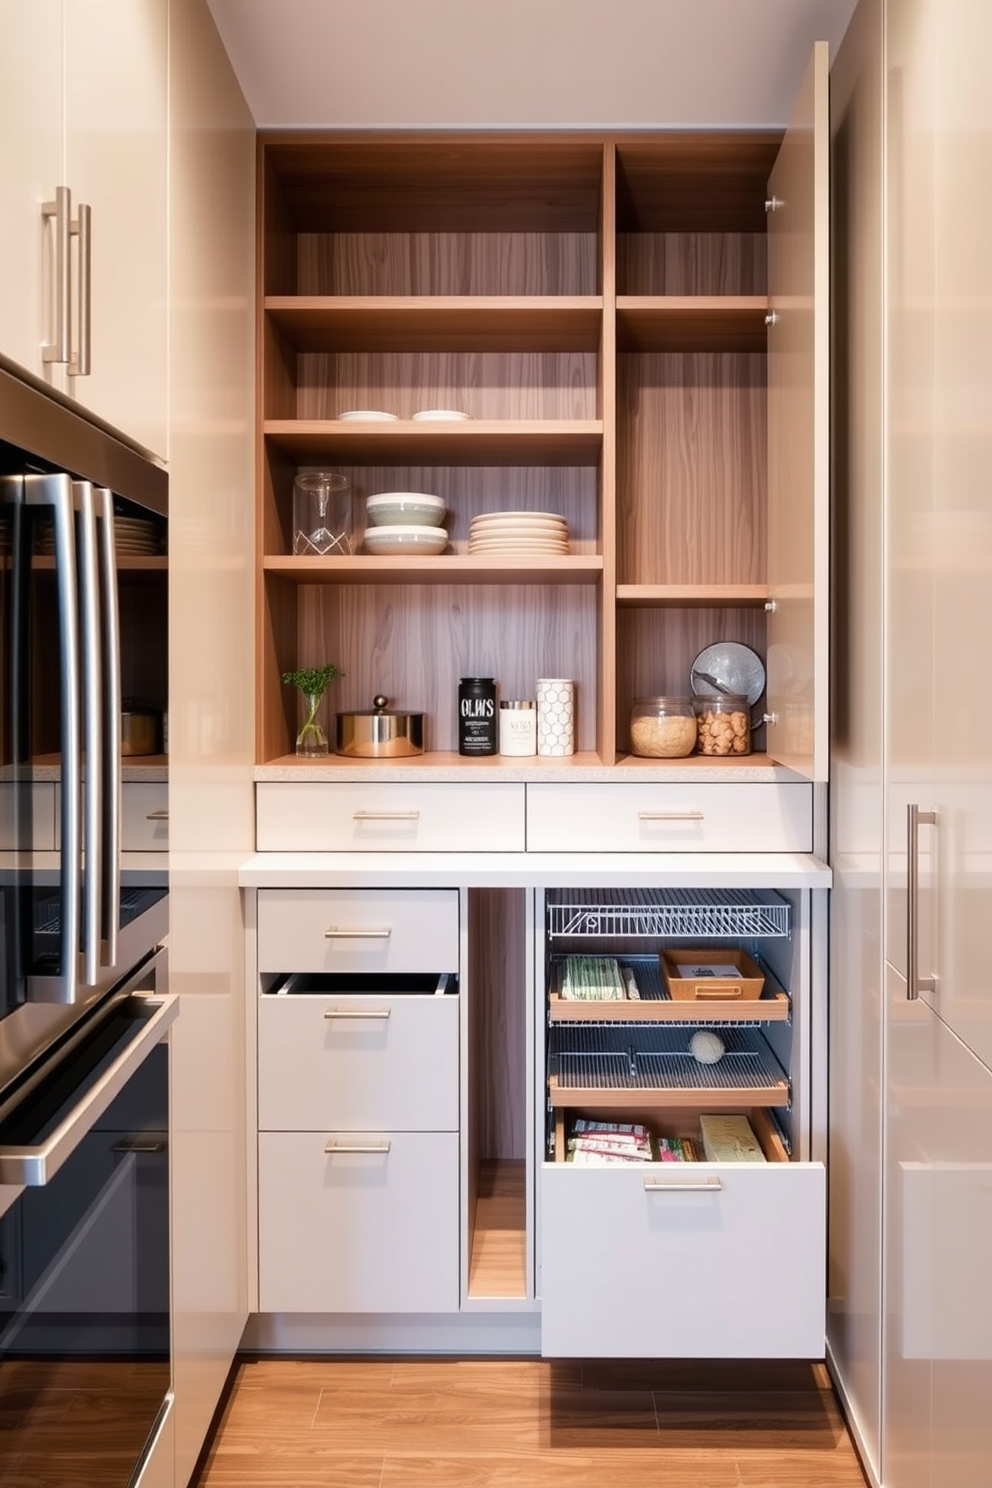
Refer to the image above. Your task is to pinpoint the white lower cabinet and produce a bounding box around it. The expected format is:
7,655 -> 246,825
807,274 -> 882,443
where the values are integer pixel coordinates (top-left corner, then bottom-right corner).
255,894 -> 462,1317
258,1129 -> 459,1314
540,1158 -> 825,1357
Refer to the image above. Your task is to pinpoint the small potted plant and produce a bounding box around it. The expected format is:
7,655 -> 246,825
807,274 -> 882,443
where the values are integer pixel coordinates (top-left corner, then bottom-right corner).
281,662 -> 344,757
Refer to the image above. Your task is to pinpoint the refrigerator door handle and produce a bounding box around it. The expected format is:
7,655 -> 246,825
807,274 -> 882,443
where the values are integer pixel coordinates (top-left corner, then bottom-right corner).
95,487 -> 121,969
74,481 -> 102,989
6,474 -> 84,1004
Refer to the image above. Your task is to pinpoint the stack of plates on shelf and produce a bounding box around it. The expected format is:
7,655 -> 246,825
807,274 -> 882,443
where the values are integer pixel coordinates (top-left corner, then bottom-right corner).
114,516 -> 162,556
468,510 -> 569,556
34,514 -> 162,556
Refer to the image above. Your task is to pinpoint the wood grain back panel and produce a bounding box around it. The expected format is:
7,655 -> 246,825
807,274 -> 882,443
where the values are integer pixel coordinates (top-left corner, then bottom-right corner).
616,351 -> 767,586
299,232 -> 599,297
297,581 -> 598,755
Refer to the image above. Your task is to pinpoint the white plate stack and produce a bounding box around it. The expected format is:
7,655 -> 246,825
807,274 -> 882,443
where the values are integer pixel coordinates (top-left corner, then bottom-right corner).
468,510 -> 569,556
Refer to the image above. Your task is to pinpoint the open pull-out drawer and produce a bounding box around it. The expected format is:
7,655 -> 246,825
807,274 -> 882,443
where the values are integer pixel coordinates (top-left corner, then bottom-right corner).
540,1110 -> 825,1358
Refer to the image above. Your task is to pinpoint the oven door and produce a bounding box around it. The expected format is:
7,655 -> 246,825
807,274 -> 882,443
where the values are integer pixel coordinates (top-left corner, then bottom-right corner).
0,950 -> 177,1488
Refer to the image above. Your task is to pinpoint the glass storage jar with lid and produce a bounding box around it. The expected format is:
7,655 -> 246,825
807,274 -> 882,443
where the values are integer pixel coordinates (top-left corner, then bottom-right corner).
694,693 -> 751,755
629,697 -> 697,758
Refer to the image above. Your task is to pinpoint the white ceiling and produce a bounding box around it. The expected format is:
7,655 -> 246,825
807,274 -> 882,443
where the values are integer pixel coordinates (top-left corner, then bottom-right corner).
206,0 -> 859,130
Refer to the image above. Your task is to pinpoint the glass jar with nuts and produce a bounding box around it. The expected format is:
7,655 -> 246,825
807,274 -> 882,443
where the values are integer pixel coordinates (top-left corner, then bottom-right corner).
694,694 -> 751,756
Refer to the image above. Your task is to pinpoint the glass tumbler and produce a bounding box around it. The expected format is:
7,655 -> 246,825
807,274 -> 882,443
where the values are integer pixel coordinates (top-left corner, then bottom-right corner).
292,472 -> 353,556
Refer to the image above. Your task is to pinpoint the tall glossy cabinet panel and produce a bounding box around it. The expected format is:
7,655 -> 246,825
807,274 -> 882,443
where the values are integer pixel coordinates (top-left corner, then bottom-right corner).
167,0 -> 255,1483
0,0 -> 62,378
64,0 -> 168,458
928,1 -> 992,1069
765,41 -> 830,781
827,0 -> 885,1473
0,0 -> 167,459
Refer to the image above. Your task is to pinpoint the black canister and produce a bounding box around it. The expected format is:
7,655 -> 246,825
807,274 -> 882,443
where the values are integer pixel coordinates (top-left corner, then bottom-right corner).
458,677 -> 497,755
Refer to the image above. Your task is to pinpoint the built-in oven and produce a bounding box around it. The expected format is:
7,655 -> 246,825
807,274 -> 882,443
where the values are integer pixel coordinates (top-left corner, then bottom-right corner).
0,359 -> 172,1487
0,948 -> 176,1487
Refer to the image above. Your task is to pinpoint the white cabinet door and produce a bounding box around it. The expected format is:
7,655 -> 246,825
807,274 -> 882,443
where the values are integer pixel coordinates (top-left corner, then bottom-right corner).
0,0 -> 63,383
64,0 -> 168,457
765,41 -> 830,782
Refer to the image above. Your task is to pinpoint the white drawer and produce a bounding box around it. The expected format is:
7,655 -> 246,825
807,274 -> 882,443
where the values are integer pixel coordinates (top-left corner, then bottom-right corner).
258,989 -> 459,1132
540,1156 -> 825,1357
256,781 -> 525,852
258,1129 -> 459,1314
0,783 -> 56,850
256,888 -> 459,974
121,782 -> 169,850
526,782 -> 812,853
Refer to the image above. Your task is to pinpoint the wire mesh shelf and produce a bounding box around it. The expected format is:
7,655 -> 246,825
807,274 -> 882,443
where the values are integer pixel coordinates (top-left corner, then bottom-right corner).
546,887 -> 791,941
547,1024 -> 789,1107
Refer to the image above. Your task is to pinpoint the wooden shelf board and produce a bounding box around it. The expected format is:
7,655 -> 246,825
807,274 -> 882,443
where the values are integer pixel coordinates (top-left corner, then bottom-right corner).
262,554 -> 603,585
264,420 -> 603,466
617,296 -> 769,352
548,990 -> 791,1024
257,750 -> 608,772
616,582 -> 770,607
548,1079 -> 790,1110
467,1158 -> 527,1301
614,752 -> 781,771
28,554 -> 167,572
266,296 -> 604,353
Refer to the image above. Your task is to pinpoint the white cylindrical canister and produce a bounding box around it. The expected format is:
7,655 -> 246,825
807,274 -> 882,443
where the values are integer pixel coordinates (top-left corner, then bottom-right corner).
499,700 -> 537,756
536,678 -> 575,756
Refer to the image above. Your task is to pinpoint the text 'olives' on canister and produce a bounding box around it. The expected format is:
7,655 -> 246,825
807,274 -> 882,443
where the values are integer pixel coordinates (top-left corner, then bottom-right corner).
458,677 -> 497,755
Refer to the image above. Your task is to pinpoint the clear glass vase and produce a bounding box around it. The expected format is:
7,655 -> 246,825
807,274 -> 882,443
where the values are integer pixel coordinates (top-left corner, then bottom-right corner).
295,690 -> 329,757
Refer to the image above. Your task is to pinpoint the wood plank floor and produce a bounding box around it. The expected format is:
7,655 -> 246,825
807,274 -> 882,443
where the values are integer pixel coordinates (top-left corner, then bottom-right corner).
190,1356 -> 869,1488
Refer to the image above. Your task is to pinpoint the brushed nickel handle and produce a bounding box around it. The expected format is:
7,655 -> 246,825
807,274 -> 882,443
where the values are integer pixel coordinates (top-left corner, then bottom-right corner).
907,803 -> 937,1001
68,202 -> 91,377
75,482 -> 102,988
42,186 -> 71,365
352,810 -> 420,821
324,926 -> 391,939
96,488 -> 121,970
0,991 -> 178,1185
637,810 -> 705,822
324,1140 -> 391,1155
323,1007 -> 391,1020
145,809 -> 170,821
643,1176 -> 723,1193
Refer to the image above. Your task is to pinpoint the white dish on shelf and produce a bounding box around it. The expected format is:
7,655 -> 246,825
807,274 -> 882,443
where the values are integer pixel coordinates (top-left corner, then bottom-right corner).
412,408 -> 470,421
364,524 -> 449,556
366,492 -> 446,527
471,510 -> 565,524
470,519 -> 568,537
337,409 -> 399,422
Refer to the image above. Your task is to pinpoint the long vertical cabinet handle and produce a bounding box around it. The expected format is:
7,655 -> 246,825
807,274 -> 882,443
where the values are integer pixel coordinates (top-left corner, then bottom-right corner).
68,202 -> 92,378
74,482 -> 102,988
42,186 -> 71,366
12,475 -> 83,1004
907,803 -> 937,1001
95,488 -> 121,969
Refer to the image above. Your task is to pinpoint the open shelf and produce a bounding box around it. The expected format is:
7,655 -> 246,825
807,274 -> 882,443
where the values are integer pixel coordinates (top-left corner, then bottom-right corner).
265,296 -> 605,353
616,296 -> 769,352
467,1158 -> 527,1300
263,420 -> 603,466
263,554 -> 603,585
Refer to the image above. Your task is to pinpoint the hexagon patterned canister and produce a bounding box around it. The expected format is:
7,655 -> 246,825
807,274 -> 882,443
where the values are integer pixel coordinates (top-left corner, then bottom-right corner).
536,678 -> 575,756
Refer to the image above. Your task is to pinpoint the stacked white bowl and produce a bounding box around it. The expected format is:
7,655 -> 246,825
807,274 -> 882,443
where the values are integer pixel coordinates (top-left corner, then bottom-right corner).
363,492 -> 448,555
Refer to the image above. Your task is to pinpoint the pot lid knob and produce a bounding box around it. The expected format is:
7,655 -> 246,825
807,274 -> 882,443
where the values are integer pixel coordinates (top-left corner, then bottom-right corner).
372,694 -> 389,713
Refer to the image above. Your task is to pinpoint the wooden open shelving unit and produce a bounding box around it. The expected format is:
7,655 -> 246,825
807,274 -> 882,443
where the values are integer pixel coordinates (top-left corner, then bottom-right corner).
255,130 -> 782,767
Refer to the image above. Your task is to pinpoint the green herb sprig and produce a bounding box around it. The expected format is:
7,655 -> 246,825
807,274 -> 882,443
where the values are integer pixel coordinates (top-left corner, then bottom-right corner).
281,663 -> 343,696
